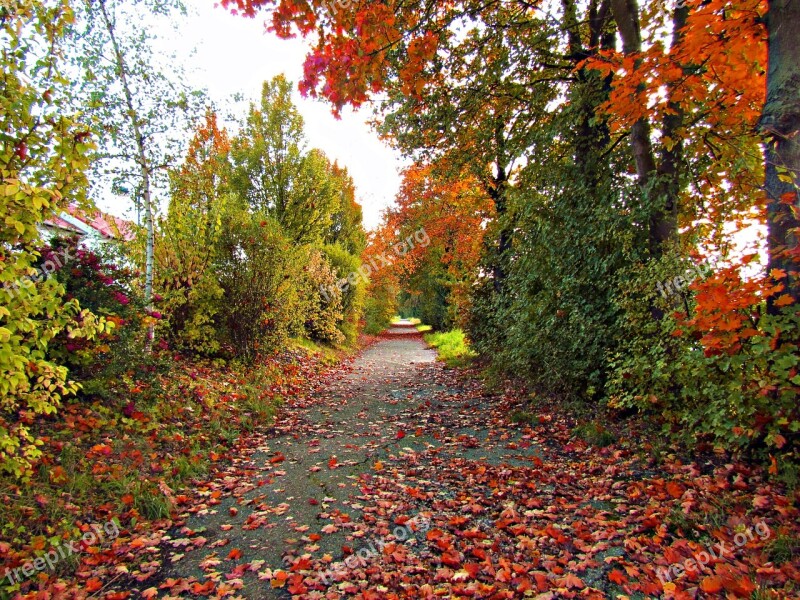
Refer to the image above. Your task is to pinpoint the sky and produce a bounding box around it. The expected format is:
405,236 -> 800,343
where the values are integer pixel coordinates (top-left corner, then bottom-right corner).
155,3 -> 407,230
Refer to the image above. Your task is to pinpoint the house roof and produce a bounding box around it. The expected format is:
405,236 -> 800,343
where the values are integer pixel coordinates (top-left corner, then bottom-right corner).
43,204 -> 135,241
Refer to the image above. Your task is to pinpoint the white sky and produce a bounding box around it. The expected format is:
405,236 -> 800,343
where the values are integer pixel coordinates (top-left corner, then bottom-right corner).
159,2 -> 406,230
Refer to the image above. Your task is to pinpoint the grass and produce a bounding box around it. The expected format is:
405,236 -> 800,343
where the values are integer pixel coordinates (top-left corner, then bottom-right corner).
423,329 -> 476,367
572,421 -> 616,448
0,341 -> 346,596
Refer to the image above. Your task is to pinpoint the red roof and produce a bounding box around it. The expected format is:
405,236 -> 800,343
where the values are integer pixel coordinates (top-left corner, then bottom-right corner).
65,204 -> 135,241
45,215 -> 83,234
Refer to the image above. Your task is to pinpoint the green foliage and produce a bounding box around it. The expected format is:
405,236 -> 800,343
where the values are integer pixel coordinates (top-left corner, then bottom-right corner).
424,329 -> 475,366
320,243 -> 364,344
155,112 -> 229,355
215,208 -> 299,360
469,169 -> 640,401
572,421 -> 616,448
0,1 -> 107,479
606,251 -> 800,457
296,249 -> 345,345
230,76 -> 337,245
364,283 -> 398,335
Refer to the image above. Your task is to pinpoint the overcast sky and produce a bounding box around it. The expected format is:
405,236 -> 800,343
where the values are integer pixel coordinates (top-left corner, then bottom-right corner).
160,2 -> 406,230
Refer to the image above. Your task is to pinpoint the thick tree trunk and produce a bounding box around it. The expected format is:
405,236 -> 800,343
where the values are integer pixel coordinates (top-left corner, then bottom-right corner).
760,0 -> 800,307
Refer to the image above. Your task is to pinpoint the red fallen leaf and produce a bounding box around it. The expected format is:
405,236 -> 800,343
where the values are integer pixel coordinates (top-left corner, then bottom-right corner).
270,570 -> 288,588
700,575 -> 723,593
328,457 -> 339,469
308,498 -> 319,505
532,456 -> 543,467
396,430 -> 406,439
227,548 -> 242,560
229,507 -> 238,516
91,444 -> 112,456
290,557 -> 312,571
608,569 -> 627,585
85,578 -> 103,592
270,453 -> 286,464
666,481 -> 684,498
141,588 -> 158,599
753,495 -> 771,509
532,571 -> 550,591
415,428 -> 423,436
464,562 -> 481,578
308,533 -> 321,542
441,548 -> 461,567
191,579 -> 216,595
472,547 -> 487,560
561,573 -> 585,589
287,573 -> 308,594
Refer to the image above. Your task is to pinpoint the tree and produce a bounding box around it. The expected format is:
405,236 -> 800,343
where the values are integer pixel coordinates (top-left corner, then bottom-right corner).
230,76 -> 338,245
69,0 -> 203,336
156,111 -> 230,353
759,0 -> 800,306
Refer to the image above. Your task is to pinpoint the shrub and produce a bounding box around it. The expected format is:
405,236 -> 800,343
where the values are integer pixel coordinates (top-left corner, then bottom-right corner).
215,209 -> 300,360
606,252 -> 800,458
43,237 -> 155,402
424,329 -> 476,366
297,249 -> 345,345
321,243 -> 364,344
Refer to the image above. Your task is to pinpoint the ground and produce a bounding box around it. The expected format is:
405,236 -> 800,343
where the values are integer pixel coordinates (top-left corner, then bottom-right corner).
17,323 -> 800,599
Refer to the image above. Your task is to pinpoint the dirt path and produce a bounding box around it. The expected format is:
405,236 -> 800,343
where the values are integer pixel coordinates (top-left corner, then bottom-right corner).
135,322 -> 530,597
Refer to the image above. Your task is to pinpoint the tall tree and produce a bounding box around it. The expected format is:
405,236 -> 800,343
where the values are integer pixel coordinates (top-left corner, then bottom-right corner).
760,0 -> 800,305
69,0 -> 203,333
230,76 -> 338,245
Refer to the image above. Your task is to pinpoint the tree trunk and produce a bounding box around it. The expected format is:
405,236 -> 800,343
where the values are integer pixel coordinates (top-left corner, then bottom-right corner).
610,0 -> 678,257
760,0 -> 800,307
98,0 -> 155,345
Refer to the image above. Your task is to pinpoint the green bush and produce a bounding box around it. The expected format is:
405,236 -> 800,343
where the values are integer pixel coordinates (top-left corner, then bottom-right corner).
424,329 -> 475,366
606,251 -> 800,457
297,248 -> 345,345
216,209 -> 301,360
320,243 -> 364,344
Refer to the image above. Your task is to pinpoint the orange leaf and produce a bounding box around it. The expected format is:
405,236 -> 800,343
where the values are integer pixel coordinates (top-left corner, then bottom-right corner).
227,548 -> 242,560
700,575 -> 723,593
608,569 -> 628,585
666,481 -> 684,499
774,294 -> 795,307
86,578 -> 103,592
